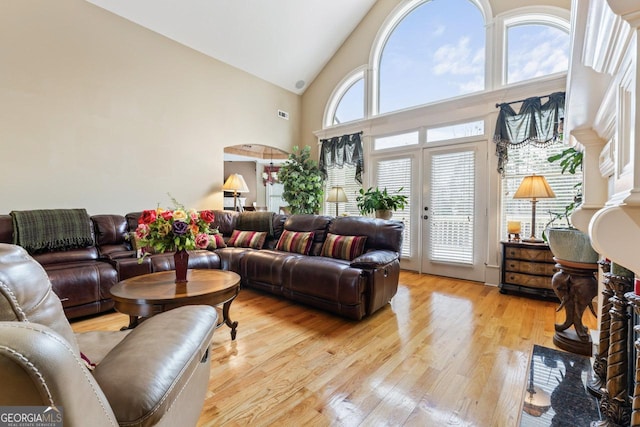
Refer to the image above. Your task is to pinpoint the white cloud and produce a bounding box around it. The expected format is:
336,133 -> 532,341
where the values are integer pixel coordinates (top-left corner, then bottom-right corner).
432,37 -> 484,76
507,26 -> 569,83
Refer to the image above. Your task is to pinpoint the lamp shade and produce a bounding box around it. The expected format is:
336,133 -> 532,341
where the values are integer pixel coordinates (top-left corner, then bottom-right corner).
222,173 -> 249,193
326,186 -> 348,203
513,174 -> 556,200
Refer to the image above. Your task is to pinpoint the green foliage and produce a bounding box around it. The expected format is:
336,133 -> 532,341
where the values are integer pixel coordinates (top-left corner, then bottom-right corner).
542,147 -> 584,240
356,187 -> 408,216
278,146 -> 324,214
547,147 -> 583,175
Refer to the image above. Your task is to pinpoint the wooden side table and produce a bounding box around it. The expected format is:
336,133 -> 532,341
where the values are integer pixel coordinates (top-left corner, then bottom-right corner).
500,241 -> 557,299
110,269 -> 240,340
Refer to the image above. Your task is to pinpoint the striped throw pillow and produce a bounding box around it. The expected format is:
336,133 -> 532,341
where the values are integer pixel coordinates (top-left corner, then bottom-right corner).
227,230 -> 267,249
320,233 -> 367,261
207,233 -> 227,250
275,230 -> 314,255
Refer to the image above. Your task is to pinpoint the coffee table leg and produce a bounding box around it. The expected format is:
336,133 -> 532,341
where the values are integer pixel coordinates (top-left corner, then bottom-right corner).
222,300 -> 238,340
120,315 -> 139,331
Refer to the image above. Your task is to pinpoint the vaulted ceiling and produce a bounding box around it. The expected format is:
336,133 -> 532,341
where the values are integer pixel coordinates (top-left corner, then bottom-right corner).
86,0 -> 377,94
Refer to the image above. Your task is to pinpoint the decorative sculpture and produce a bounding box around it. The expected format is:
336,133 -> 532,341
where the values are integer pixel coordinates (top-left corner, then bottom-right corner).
592,270 -> 632,427
588,260 -> 613,397
551,259 -> 598,356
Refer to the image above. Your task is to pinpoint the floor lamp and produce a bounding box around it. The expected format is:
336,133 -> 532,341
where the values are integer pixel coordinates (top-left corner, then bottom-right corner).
513,174 -> 556,242
326,186 -> 348,217
222,173 -> 249,211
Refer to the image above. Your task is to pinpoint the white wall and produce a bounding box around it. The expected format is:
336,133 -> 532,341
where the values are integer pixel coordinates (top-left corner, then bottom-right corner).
0,0 -> 299,215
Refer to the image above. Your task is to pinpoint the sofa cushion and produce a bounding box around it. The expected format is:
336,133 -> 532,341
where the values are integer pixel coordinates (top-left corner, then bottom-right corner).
321,233 -> 367,261
275,230 -> 314,255
227,230 -> 267,249
282,214 -> 332,256
329,216 -> 404,254
207,233 -> 227,250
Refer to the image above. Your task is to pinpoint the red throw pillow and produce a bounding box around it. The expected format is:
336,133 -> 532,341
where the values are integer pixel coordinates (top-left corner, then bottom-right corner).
320,233 -> 367,261
227,230 -> 267,249
275,230 -> 314,255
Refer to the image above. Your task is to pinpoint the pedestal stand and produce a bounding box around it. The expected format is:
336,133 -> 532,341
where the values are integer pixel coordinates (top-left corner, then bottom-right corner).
551,258 -> 598,356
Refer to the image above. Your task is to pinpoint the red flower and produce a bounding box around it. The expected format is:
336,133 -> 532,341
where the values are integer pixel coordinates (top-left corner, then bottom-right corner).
200,210 -> 215,223
139,210 -> 157,224
161,210 -> 173,221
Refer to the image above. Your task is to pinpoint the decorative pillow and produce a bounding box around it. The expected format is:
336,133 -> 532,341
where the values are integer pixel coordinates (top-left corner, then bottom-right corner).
320,233 -> 367,261
227,230 -> 267,249
275,230 -> 314,255
207,233 -> 227,250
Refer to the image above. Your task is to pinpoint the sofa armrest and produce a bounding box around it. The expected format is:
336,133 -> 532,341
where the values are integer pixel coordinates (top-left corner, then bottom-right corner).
350,250 -> 398,269
93,305 -> 217,426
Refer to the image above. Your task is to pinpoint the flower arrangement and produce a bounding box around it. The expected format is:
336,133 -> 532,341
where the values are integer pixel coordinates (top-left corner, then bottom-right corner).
134,200 -> 215,256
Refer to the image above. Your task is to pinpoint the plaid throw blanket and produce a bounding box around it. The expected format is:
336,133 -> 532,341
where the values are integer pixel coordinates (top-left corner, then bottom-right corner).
236,211 -> 274,236
11,209 -> 94,253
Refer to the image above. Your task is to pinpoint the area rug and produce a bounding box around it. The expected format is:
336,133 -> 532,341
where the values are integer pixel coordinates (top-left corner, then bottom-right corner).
519,345 -> 600,426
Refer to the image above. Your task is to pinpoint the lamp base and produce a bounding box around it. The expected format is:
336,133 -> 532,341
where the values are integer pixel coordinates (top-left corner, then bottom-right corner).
523,237 -> 544,243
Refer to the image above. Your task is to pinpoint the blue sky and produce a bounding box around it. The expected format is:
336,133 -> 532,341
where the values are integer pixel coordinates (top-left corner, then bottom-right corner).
334,0 -> 570,123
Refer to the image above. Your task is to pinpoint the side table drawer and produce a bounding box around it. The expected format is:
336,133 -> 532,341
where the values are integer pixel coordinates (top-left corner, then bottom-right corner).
505,260 -> 556,276
504,272 -> 552,290
505,247 -> 554,263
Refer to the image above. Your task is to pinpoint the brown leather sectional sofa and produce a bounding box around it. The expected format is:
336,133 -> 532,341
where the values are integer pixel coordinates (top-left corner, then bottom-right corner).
0,210 -> 404,321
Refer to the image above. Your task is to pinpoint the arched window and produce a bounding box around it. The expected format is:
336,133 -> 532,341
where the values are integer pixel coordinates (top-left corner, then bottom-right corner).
505,20 -> 569,84
323,67 -> 365,128
376,0 -> 486,115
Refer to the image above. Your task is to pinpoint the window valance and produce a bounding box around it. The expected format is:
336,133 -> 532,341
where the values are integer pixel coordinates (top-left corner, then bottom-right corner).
319,132 -> 364,184
494,92 -> 565,174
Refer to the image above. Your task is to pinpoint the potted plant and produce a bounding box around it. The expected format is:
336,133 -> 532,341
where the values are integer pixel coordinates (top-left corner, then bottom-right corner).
356,187 -> 408,219
278,145 -> 324,214
543,147 -> 598,264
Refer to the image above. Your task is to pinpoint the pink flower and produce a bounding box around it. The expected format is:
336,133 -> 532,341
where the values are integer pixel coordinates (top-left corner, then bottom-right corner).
135,223 -> 150,239
161,210 -> 173,221
195,233 -> 210,249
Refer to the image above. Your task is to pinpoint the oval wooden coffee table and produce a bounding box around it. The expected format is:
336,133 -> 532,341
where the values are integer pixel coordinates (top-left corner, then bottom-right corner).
110,269 -> 240,340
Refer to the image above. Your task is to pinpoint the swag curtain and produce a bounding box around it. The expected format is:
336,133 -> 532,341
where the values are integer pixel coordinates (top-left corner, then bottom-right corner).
494,91 -> 565,174
319,132 -> 364,184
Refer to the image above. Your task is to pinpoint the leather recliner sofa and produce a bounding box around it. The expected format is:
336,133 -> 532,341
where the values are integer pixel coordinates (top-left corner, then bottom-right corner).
1,209 -> 404,321
210,211 -> 404,320
0,213 -> 220,319
0,243 -> 217,426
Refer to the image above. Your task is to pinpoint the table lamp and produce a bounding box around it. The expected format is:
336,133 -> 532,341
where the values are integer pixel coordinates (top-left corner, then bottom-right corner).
326,186 -> 348,217
513,174 -> 556,242
222,173 -> 249,211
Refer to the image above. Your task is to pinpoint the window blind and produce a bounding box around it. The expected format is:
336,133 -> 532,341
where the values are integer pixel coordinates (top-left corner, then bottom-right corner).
376,158 -> 412,258
501,142 -> 582,240
324,163 -> 361,217
429,150 -> 475,264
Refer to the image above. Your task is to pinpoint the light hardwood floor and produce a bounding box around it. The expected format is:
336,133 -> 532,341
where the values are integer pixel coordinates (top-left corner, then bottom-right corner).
71,270 -> 594,426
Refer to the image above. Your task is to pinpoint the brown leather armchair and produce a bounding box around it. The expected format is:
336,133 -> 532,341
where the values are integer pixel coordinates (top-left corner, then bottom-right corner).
0,243 -> 217,427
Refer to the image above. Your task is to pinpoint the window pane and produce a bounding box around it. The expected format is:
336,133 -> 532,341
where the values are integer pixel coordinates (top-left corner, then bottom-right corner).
324,163 -> 361,217
427,120 -> 484,142
507,24 -> 569,84
376,158 -> 412,258
501,143 -> 582,240
429,150 -> 475,264
379,0 -> 485,114
333,78 -> 364,125
374,131 -> 419,150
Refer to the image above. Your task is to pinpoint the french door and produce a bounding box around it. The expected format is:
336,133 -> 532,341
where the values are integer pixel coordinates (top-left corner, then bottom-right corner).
421,142 -> 486,282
